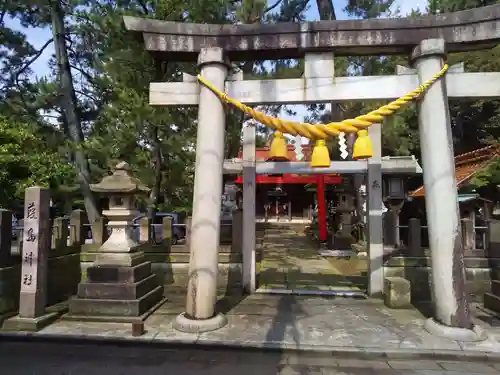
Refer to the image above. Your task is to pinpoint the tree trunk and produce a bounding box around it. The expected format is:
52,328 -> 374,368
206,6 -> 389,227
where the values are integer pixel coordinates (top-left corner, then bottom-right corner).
50,0 -> 100,224
147,126 -> 162,240
147,61 -> 165,240
316,0 -> 336,20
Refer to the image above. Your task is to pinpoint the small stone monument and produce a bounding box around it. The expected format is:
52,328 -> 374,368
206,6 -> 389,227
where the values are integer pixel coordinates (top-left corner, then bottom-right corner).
3,187 -> 59,331
331,192 -> 357,250
66,162 -> 165,322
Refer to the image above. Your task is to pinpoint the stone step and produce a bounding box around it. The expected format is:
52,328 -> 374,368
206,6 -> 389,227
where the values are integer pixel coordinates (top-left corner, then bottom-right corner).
68,285 -> 164,317
77,274 -> 158,300
384,256 -> 500,269
491,280 -> 500,296
163,285 -> 244,296
86,261 -> 152,284
464,249 -> 487,257
82,250 -> 241,264
266,227 -> 300,231
484,292 -> 500,313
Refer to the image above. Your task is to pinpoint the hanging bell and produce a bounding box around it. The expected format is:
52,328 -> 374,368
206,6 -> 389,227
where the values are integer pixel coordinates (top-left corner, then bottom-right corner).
310,139 -> 331,168
352,130 -> 373,159
268,131 -> 288,161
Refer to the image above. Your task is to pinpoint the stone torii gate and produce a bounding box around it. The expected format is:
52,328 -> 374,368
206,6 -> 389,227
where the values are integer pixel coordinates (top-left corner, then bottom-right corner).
124,4 -> 500,339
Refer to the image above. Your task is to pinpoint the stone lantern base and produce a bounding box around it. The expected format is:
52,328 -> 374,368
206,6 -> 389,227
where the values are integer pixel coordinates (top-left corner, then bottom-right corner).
64,251 -> 166,323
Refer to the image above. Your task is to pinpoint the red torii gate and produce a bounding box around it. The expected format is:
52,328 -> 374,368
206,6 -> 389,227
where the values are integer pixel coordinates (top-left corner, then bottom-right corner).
234,144 -> 340,241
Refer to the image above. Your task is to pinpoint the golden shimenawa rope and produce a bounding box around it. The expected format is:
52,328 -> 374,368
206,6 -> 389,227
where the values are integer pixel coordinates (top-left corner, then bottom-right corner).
196,64 -> 449,140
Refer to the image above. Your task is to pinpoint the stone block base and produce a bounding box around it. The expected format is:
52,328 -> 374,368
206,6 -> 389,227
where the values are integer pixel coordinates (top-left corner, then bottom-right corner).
0,311 -> 18,327
173,312 -> 228,333
86,261 -> 152,283
484,292 -> 500,313
384,276 -> 411,309
2,312 -> 59,332
62,296 -> 167,323
67,254 -> 165,322
69,285 -> 164,317
77,274 -> 158,300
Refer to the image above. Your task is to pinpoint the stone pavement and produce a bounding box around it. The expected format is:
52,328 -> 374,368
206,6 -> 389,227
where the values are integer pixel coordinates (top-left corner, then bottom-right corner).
3,294 -> 500,361
3,339 -> 500,374
258,227 -> 364,293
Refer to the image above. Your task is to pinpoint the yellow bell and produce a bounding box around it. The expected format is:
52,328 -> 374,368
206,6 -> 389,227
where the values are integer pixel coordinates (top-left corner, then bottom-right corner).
269,131 -> 288,160
352,129 -> 373,159
310,139 -> 331,168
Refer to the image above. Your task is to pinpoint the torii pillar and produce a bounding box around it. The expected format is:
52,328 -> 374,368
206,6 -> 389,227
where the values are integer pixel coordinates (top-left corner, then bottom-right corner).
412,39 -> 484,341
173,47 -> 229,333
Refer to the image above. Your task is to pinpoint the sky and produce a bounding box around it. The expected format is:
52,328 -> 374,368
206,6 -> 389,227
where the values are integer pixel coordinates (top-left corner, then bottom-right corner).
4,0 -> 426,136
5,0 -> 426,80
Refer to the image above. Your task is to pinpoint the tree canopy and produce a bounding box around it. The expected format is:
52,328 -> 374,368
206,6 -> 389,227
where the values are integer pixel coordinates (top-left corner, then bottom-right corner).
0,0 -> 498,216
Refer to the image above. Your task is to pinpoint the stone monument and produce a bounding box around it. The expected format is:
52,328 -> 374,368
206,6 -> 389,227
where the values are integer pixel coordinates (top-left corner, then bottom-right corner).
66,162 -> 165,322
3,187 -> 59,331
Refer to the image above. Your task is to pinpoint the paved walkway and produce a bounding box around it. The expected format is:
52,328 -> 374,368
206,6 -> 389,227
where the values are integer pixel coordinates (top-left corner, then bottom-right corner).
257,226 -> 364,294
2,340 -> 500,374
5,294 -> 500,360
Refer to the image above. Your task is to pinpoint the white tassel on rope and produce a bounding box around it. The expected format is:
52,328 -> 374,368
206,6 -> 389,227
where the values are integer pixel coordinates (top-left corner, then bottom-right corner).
294,134 -> 304,161
338,132 -> 348,160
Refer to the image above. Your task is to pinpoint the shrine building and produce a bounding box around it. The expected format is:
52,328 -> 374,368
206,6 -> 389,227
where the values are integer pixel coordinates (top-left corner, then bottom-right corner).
232,144 -> 342,224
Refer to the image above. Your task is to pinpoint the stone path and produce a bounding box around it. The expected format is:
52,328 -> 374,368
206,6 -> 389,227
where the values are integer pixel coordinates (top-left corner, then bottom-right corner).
257,226 -> 364,293
3,341 -> 500,374
6,294 -> 500,360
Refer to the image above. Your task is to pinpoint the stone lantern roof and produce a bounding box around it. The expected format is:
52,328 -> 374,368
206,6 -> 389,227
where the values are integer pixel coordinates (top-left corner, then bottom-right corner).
90,161 -> 150,194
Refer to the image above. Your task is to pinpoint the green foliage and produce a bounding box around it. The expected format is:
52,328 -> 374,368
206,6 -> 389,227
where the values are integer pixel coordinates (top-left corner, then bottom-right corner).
470,159 -> 500,187
1,0 -> 499,216
0,115 -> 76,207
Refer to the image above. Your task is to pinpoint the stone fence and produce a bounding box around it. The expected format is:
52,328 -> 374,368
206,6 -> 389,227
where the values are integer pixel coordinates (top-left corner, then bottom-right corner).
383,217 -> 500,303
383,217 -> 493,255
0,206 -> 244,326
131,211 -> 244,296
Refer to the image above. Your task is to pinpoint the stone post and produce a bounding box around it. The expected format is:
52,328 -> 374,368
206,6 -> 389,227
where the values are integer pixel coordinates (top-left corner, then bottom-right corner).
411,39 -> 481,341
488,219 -> 500,258
460,218 -> 475,253
61,216 -> 69,248
0,209 -> 13,266
70,209 -> 87,246
51,217 -> 67,250
407,218 -> 422,257
461,218 -> 474,253
242,125 -> 256,293
139,216 -> 151,243
173,47 -> 229,333
162,216 -> 172,245
232,209 -> 243,255
4,187 -> 58,331
91,217 -> 108,246
383,210 -> 397,248
367,123 -> 384,297
184,217 -> 192,247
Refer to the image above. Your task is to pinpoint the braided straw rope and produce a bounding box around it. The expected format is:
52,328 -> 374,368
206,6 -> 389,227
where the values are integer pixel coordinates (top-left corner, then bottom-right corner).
197,64 -> 449,139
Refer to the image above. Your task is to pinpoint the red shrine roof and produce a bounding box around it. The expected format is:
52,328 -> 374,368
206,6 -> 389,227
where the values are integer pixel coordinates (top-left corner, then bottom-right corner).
410,145 -> 499,198
237,144 -> 313,161
234,145 -> 342,184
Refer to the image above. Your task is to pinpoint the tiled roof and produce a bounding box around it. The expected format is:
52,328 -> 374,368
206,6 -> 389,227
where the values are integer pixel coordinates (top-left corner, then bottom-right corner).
411,145 -> 499,197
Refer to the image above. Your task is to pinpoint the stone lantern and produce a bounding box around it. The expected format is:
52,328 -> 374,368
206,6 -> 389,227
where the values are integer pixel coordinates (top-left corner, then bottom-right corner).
332,192 -> 356,250
90,161 -> 149,255
383,175 -> 407,206
66,162 -> 165,323
382,175 -> 408,249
